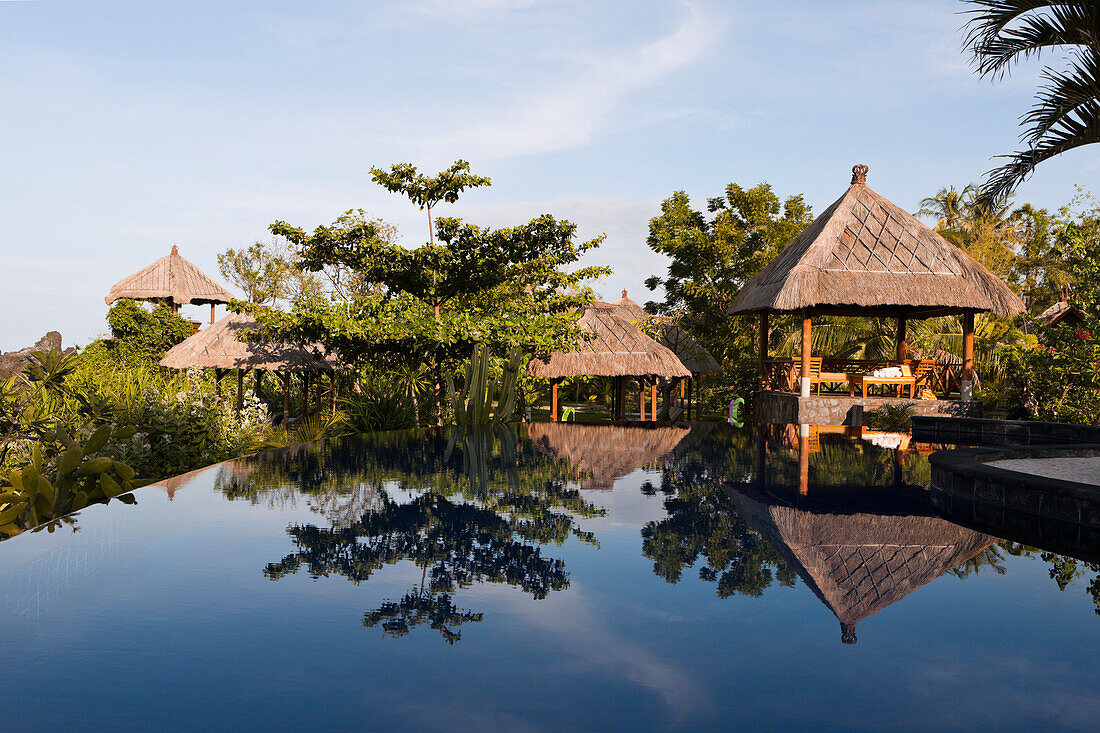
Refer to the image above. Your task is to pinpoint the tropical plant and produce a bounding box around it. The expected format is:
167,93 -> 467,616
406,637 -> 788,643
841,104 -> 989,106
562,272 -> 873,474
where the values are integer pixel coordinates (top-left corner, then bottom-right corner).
104,298 -> 194,364
865,402 -> 917,432
445,345 -> 522,426
341,385 -> 417,434
963,1 -> 1100,201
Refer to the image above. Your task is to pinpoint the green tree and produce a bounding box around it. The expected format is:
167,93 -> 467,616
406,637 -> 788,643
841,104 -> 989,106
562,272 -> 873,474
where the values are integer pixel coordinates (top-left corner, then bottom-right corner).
105,299 -> 194,364
253,161 -> 609,425
217,240 -> 290,305
644,183 -> 814,404
963,1 -> 1100,201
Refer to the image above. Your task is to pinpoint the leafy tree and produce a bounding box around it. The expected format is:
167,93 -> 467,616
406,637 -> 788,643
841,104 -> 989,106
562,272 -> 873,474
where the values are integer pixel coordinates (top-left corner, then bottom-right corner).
252,161 -> 609,425
644,183 -> 813,405
217,240 -> 291,305
105,298 -> 194,364
370,160 -> 491,247
963,1 -> 1100,201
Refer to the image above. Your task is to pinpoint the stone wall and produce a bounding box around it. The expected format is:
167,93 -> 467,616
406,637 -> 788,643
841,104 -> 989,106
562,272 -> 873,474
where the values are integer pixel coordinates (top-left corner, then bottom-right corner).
912,416 -> 1100,447
753,390 -> 982,427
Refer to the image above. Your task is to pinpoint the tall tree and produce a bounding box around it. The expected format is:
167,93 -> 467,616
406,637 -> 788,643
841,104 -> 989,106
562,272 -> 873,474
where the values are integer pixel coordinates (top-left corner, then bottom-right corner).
963,1 -> 1100,201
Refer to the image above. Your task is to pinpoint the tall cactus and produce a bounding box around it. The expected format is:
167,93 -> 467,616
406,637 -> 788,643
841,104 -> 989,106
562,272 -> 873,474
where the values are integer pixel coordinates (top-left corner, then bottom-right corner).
445,345 -> 523,426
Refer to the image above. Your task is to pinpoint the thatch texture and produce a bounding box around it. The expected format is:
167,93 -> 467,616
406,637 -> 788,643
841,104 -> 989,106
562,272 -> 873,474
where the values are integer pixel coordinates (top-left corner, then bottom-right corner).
1036,300 -> 1086,327
160,313 -> 335,372
525,304 -> 691,379
527,423 -> 689,490
728,487 -> 994,643
728,167 -> 1025,317
105,245 -> 234,306
613,292 -> 719,375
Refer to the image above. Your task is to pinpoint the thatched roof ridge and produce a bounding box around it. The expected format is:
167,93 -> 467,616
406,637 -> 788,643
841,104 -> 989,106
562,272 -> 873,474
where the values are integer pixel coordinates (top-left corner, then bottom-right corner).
105,245 -> 234,306
160,313 -> 335,372
727,486 -> 994,644
728,167 -> 1025,317
613,292 -> 720,375
526,423 -> 689,490
525,304 -> 691,379
1036,300 -> 1086,327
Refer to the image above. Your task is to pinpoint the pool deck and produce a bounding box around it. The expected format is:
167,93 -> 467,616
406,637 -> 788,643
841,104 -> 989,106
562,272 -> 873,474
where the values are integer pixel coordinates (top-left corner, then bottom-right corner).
988,457 -> 1100,486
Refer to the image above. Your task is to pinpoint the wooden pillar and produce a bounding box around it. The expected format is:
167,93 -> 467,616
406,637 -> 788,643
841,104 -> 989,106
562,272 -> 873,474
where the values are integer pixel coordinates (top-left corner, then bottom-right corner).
282,371 -> 291,421
551,379 -> 559,422
210,304 -> 216,324
236,369 -> 244,413
961,311 -> 975,401
680,378 -> 686,402
798,427 -> 810,497
759,311 -> 770,386
255,369 -> 263,399
616,376 -> 626,421
651,384 -> 657,421
302,373 -> 310,415
639,379 -> 646,422
800,310 -> 812,397
316,372 -> 324,411
896,315 -> 907,362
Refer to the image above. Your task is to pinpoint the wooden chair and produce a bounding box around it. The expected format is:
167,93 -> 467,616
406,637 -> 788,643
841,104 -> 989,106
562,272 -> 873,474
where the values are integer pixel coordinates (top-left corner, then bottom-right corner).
913,360 -> 936,396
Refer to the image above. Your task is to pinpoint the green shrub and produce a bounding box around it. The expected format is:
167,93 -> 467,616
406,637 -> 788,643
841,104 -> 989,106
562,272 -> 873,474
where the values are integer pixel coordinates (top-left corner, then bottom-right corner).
104,299 -> 194,364
342,385 -> 417,433
865,402 -> 916,432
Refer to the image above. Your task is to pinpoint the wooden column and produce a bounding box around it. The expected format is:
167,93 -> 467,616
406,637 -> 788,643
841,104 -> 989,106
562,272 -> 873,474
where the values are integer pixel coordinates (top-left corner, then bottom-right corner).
551,379 -> 559,422
686,378 -> 693,421
798,429 -> 810,496
800,310 -> 812,397
302,373 -> 310,415
616,376 -> 626,421
896,315 -> 907,361
255,369 -> 263,399
639,379 -> 646,422
210,304 -> 216,324
282,372 -> 291,421
961,311 -> 975,401
758,311 -> 770,386
236,369 -> 244,413
651,384 -> 657,421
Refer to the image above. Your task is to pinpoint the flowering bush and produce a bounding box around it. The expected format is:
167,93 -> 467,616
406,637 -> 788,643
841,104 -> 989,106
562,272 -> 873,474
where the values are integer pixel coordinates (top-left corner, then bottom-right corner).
1000,318 -> 1100,423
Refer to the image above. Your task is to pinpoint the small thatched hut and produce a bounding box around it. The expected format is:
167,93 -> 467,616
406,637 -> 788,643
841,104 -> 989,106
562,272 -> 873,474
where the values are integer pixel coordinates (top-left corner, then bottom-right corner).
1036,300 -> 1086,328
105,245 -> 234,323
525,303 -> 691,421
527,422 -> 689,490
729,165 -> 1025,400
727,485 -> 995,645
160,312 -> 336,419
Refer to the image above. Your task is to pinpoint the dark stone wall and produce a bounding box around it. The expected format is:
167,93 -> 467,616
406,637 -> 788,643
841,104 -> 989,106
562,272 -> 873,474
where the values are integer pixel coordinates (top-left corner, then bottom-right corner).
913,416 -> 1100,447
753,390 -> 983,427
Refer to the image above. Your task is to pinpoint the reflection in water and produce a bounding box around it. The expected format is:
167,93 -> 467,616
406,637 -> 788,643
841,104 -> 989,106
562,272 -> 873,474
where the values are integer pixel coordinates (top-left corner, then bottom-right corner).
226,426 -> 604,643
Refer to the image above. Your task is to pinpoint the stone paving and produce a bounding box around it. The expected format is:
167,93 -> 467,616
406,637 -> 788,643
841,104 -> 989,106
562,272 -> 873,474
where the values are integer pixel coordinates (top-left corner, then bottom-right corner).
988,457 -> 1100,486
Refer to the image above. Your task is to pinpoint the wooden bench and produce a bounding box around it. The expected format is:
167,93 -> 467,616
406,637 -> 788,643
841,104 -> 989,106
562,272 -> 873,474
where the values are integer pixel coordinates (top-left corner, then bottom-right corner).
858,364 -> 917,398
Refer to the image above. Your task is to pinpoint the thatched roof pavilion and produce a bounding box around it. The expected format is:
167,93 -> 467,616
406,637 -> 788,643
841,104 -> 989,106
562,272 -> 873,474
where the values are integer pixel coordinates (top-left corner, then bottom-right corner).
727,486 -> 994,645
1036,300 -> 1086,328
613,291 -> 719,375
728,165 -> 1025,399
527,423 -> 689,490
526,303 -> 690,421
160,312 -> 336,418
106,245 -> 234,322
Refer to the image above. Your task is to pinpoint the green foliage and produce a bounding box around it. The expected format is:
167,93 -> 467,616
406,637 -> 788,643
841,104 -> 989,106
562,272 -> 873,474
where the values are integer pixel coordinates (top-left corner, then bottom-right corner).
369,160 -> 491,244
217,240 -> 292,304
105,299 -> 194,364
865,402 -> 917,432
341,384 -> 418,433
445,345 -> 522,426
256,411 -> 347,449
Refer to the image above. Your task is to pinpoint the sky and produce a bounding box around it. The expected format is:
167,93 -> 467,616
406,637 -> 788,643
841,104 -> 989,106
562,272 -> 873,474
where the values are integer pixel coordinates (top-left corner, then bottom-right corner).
2,0 -> 1098,351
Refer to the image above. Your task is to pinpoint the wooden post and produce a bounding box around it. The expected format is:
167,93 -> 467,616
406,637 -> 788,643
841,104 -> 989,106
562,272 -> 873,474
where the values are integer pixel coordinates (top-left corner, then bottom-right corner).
896,315 -> 907,362
798,427 -> 810,496
680,378 -> 686,401
759,311 -> 770,386
961,311 -> 975,401
255,369 -> 263,400
236,369 -> 244,413
651,383 -> 657,421
639,379 -> 646,422
800,310 -> 812,397
551,379 -> 559,422
210,304 -> 216,324
302,373 -> 310,415
316,372 -> 324,412
686,378 -> 693,421
616,376 -> 626,421
282,371 -> 290,421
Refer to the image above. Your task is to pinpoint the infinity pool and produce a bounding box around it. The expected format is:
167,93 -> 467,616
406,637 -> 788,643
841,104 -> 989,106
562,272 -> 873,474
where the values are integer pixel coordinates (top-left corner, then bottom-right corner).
1,423 -> 1097,730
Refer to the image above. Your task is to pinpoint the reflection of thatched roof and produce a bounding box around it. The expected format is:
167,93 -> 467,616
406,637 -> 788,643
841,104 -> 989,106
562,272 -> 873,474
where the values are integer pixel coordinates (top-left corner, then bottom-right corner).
727,486 -> 994,644
160,313 -> 335,372
525,304 -> 691,379
527,423 -> 689,490
728,166 -> 1025,318
613,292 -> 719,375
105,245 -> 234,306
1036,300 -> 1086,327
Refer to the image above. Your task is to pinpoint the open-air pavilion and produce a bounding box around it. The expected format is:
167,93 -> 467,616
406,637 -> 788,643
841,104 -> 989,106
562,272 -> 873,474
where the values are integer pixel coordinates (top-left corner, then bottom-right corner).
105,245 -> 234,325
525,303 -> 691,421
729,165 -> 1025,425
613,291 -> 719,418
160,312 -> 338,421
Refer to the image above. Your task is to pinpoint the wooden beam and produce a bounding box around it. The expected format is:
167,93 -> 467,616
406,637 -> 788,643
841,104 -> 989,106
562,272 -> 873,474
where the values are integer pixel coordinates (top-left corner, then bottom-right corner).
962,311 -> 975,401
686,378 -> 693,421
616,376 -> 626,421
651,384 -> 657,421
800,311 -> 812,397
210,303 -> 216,324
551,379 -> 559,422
639,379 -> 646,422
758,311 -> 769,384
798,429 -> 810,496
896,315 -> 907,362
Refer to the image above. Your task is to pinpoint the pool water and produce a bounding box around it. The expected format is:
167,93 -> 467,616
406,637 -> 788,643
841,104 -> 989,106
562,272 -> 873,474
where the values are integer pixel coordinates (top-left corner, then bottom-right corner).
1,423 -> 1097,731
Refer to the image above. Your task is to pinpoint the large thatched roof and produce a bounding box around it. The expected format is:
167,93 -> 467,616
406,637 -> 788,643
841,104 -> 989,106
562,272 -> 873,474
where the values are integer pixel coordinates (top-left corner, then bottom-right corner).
727,486 -> 994,644
613,292 -> 719,375
160,313 -> 335,372
525,304 -> 691,379
105,245 -> 234,307
728,166 -> 1025,318
527,423 -> 689,490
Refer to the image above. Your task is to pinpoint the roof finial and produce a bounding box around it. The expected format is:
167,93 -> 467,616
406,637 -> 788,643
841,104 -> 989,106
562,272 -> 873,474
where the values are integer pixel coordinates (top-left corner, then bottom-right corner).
622,289 -> 628,299
851,164 -> 868,185
171,244 -> 179,255
841,622 -> 857,645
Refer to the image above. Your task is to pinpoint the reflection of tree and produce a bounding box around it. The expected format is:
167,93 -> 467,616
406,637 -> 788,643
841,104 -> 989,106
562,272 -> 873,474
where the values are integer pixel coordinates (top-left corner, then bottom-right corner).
254,425 -> 603,643
996,541 -> 1100,615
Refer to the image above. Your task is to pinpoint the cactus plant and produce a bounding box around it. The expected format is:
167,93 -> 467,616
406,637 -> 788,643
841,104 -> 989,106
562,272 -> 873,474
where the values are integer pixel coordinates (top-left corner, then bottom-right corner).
445,345 -> 524,426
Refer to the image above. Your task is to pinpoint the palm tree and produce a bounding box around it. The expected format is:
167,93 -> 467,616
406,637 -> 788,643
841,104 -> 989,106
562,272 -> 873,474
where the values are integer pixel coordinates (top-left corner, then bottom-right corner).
964,2 -> 1100,201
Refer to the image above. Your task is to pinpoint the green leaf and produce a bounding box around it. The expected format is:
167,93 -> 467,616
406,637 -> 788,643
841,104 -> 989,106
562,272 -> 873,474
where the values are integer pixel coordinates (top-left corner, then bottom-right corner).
84,425 -> 112,455
81,457 -> 112,474
99,473 -> 123,498
58,446 -> 83,475
0,502 -> 27,524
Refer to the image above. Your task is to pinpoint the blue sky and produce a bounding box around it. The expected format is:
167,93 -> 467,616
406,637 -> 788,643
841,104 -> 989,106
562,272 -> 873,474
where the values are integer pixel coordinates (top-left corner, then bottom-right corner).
2,0 -> 1098,350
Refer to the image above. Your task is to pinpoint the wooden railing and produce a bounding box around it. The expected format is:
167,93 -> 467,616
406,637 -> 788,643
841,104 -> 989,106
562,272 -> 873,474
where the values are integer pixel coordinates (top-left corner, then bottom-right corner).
763,358 -> 962,397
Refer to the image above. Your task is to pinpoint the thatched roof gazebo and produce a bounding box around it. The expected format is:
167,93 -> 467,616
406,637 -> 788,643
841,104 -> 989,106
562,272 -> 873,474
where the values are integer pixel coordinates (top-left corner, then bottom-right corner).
106,245 -> 234,324
526,303 -> 690,422
160,312 -> 336,420
727,485 -> 995,645
729,165 -> 1025,404
1036,300 -> 1086,328
526,423 -> 689,490
613,291 -> 719,375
